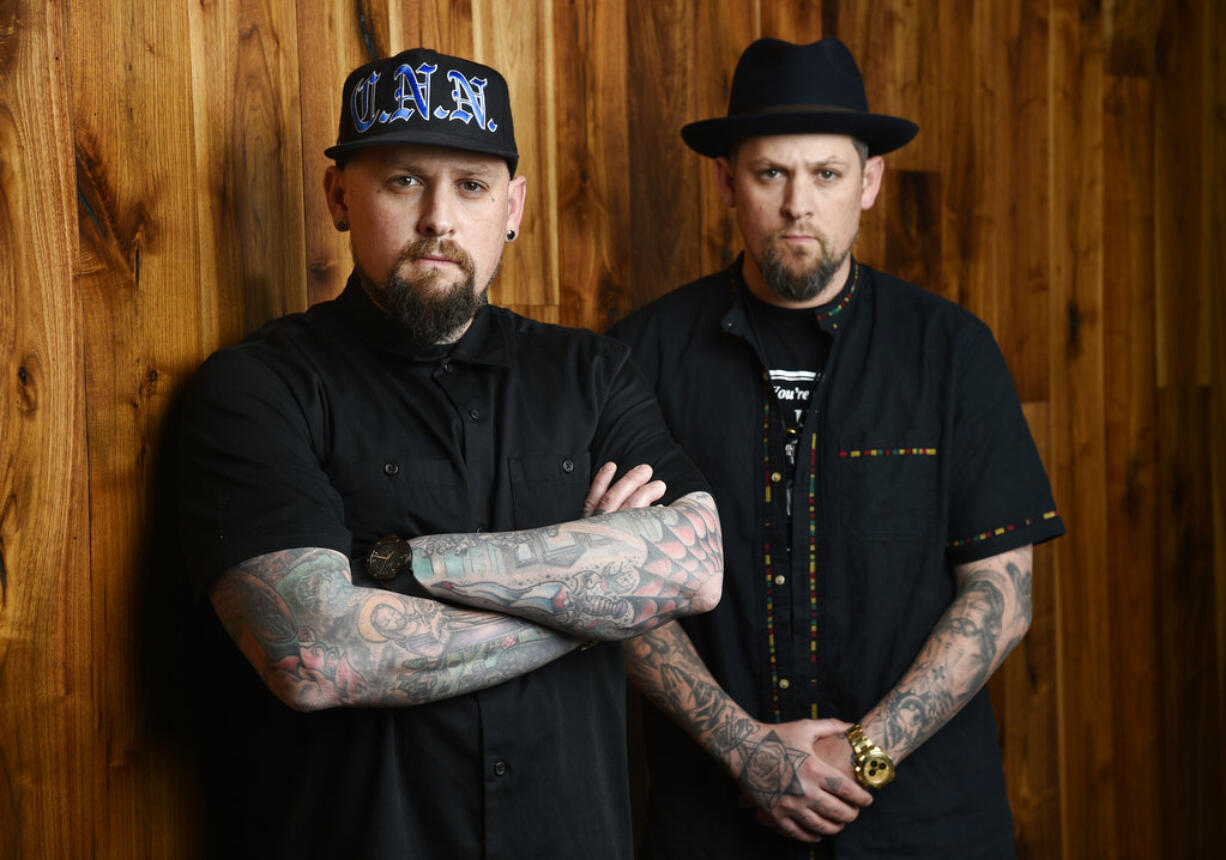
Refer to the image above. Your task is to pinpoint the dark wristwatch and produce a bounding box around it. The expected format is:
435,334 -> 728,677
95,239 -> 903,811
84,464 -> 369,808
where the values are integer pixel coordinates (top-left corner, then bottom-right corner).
846,724 -> 895,789
366,534 -> 413,582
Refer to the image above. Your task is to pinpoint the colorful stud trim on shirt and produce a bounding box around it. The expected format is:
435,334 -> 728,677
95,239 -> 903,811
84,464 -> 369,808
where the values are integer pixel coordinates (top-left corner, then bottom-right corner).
839,447 -> 938,458
947,510 -> 1060,547
807,432 -> 819,720
761,392 -> 782,720
814,262 -> 860,330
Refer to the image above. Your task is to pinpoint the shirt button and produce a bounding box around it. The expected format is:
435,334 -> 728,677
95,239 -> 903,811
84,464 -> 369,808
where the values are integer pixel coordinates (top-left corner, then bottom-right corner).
442,361 -> 453,373
561,458 -> 575,474
469,408 -> 480,420
778,678 -> 791,690
774,574 -> 786,586
493,761 -> 507,776
770,471 -> 782,483
383,462 -> 399,476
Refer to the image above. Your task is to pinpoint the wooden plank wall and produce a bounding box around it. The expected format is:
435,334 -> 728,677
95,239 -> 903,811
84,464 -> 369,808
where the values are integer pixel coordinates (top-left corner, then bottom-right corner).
1,0 -> 1221,856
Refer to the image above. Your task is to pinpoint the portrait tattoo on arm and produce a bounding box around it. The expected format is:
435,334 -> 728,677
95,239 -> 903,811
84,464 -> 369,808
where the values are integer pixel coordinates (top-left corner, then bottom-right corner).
210,547 -> 578,710
412,493 -> 723,639
866,549 -> 1033,760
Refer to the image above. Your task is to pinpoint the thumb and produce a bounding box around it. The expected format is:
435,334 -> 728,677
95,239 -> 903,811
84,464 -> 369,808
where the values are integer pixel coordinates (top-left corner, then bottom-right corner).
809,718 -> 854,739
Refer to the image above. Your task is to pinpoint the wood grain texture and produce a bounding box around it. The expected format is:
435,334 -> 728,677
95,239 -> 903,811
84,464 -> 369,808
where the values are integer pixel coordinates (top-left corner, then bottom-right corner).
1102,73 -> 1161,860
0,1 -> 1222,857
1048,2 -> 1117,857
553,0 -> 631,332
0,2 -> 90,858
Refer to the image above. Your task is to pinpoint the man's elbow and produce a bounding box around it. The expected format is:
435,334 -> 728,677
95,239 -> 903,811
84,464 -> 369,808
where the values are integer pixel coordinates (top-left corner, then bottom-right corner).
268,677 -> 341,713
689,562 -> 723,614
672,490 -> 723,615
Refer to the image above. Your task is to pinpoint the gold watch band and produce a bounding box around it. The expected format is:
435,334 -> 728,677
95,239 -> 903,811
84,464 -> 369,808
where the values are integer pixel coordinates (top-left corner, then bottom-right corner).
846,723 -> 896,788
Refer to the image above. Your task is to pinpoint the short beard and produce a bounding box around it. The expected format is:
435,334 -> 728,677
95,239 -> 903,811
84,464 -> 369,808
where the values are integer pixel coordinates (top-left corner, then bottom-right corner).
760,230 -> 855,302
361,238 -> 491,344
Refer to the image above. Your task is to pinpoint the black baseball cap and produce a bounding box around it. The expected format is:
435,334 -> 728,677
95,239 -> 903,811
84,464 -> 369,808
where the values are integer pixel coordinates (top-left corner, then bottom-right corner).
325,48 -> 519,174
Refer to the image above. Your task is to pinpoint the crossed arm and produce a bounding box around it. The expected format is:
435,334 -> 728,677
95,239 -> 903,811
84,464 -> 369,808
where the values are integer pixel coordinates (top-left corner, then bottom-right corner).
623,543 -> 1033,844
209,464 -> 722,712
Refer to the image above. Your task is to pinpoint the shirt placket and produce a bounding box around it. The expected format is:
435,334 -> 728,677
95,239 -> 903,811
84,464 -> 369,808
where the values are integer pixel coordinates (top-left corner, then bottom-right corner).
433,356 -> 516,860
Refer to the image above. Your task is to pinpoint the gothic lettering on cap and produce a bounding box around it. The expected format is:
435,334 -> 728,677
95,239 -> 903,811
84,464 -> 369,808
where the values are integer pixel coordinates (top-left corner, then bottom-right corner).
349,63 -> 500,136
388,62 -> 438,123
350,70 -> 382,133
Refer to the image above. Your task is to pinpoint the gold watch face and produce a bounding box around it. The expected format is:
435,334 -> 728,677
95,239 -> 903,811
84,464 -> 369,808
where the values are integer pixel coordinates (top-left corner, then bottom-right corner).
860,751 -> 895,788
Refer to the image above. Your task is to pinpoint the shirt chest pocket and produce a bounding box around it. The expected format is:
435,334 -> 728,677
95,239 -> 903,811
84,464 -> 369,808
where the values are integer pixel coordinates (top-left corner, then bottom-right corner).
836,430 -> 939,540
508,452 -> 591,530
328,455 -> 467,549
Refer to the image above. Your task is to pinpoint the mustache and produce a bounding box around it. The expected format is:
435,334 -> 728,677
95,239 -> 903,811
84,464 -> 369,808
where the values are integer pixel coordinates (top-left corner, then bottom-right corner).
768,224 -> 824,243
395,237 -> 476,276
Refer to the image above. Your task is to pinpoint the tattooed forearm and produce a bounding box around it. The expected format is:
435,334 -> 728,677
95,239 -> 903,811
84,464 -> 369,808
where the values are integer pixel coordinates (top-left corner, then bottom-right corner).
862,546 -> 1033,763
624,623 -> 808,811
411,491 -> 723,639
209,547 -> 578,711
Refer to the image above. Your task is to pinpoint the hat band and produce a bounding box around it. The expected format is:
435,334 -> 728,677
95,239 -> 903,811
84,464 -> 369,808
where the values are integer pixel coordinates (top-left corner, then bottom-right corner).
732,102 -> 859,116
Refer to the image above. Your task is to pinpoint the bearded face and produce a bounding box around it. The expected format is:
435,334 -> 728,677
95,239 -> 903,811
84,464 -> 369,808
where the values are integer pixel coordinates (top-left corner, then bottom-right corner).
361,237 -> 494,344
758,226 -> 856,302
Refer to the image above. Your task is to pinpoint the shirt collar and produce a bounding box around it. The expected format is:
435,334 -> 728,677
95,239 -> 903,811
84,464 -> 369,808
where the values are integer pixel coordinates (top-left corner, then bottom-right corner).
334,271 -> 511,366
720,253 -> 863,338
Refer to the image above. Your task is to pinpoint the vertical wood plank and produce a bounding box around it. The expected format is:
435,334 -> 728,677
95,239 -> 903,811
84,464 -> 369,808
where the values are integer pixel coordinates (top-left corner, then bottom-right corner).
1207,0 -> 1226,790
72,0 -> 302,854
692,0 -> 757,279
1102,73 -> 1161,860
991,0 -> 1050,403
473,0 -> 556,310
297,1 -> 370,307
760,0 -> 824,42
188,0 -> 307,348
1154,0 -> 1206,388
1048,2 -> 1116,857
991,404 -> 1063,860
1155,386 -> 1223,858
624,0 -> 715,313
553,0 -> 632,332
1105,0 -> 1162,76
0,1 -> 90,857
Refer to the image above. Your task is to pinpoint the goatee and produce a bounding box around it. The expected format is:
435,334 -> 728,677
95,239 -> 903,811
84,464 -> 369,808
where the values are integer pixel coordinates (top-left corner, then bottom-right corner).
362,238 -> 491,344
760,229 -> 854,302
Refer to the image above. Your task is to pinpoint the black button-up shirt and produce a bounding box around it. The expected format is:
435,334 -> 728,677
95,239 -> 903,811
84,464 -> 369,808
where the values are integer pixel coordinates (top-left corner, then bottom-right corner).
178,274 -> 706,860
610,258 -> 1064,860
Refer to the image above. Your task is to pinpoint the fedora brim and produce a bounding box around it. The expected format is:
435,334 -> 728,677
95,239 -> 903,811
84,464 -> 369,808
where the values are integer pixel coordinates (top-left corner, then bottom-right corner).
681,110 -> 918,158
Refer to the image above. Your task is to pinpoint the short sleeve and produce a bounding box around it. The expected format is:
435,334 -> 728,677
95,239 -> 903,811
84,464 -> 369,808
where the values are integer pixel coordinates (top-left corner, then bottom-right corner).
945,325 -> 1065,564
178,347 -> 352,597
590,341 -> 710,505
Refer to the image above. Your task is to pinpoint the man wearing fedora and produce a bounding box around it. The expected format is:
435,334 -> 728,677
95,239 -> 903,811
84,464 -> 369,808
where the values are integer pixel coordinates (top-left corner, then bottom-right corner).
178,47 -> 722,859
611,38 -> 1063,858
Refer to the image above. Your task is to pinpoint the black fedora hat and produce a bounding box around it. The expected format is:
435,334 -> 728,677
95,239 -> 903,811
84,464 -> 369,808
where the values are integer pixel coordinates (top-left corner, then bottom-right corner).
325,47 -> 519,174
681,38 -> 918,158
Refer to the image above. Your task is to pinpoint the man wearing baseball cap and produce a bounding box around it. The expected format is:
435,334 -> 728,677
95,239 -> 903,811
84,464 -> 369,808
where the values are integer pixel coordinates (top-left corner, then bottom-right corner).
178,48 -> 721,859
611,38 -> 1063,858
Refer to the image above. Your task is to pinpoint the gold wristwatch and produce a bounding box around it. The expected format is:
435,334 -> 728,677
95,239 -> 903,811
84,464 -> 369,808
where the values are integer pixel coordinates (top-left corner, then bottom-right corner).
846,724 -> 895,788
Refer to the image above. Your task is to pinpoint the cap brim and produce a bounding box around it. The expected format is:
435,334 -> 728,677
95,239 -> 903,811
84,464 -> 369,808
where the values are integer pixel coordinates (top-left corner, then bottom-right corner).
681,110 -> 918,158
325,128 -> 519,174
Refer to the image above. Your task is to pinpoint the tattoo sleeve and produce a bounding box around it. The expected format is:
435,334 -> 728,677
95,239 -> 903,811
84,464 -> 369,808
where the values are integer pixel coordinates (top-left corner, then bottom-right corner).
209,547 -> 579,711
411,491 -> 723,639
623,622 -> 809,812
862,545 -> 1034,762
